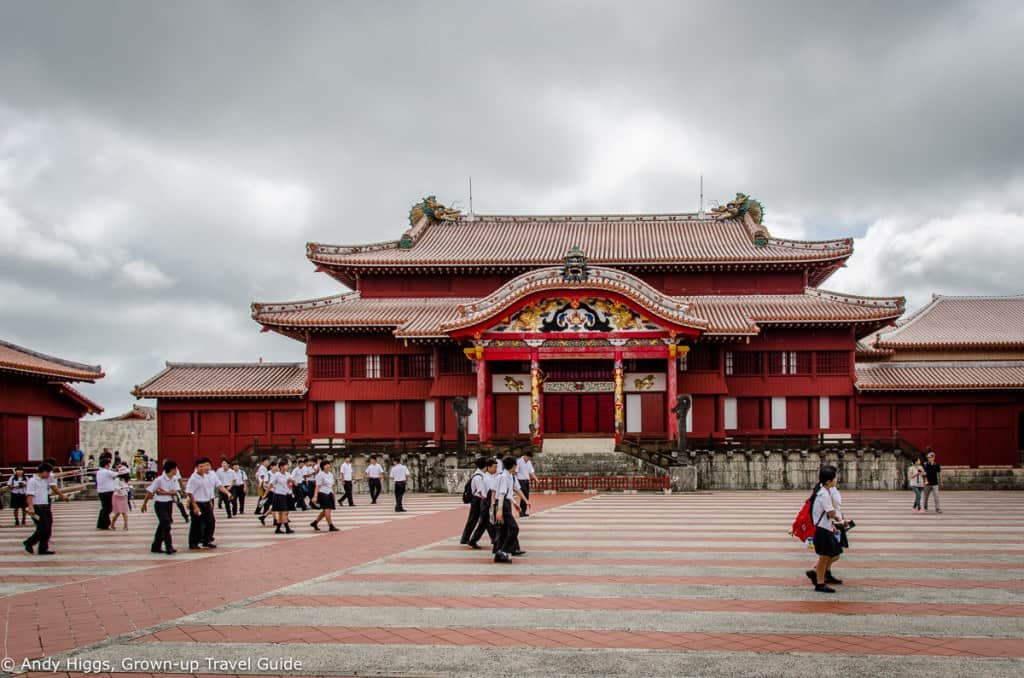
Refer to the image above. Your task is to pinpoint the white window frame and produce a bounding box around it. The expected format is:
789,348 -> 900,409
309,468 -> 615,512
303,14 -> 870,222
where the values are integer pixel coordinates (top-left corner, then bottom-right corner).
771,397 -> 787,430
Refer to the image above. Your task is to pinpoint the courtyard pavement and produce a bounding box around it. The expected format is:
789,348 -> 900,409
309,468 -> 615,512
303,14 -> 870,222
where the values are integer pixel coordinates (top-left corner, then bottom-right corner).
0,490 -> 1021,677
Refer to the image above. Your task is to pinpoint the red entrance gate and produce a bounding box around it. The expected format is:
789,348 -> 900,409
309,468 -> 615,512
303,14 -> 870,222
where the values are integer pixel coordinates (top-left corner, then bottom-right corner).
544,393 -> 615,434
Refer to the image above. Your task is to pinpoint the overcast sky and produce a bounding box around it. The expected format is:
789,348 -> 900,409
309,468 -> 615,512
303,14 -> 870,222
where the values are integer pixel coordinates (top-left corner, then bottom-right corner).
2,1 -> 1023,417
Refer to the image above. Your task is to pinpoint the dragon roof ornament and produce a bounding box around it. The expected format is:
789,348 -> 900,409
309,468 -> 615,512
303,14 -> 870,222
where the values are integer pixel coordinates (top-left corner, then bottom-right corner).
712,192 -> 769,246
400,195 -> 462,249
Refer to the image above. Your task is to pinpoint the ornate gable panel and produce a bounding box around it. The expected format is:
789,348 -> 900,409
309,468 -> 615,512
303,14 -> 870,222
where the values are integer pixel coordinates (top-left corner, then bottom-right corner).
488,297 -> 665,334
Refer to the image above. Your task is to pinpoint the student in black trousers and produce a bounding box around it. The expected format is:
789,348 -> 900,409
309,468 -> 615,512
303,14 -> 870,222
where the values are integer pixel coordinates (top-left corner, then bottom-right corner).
24,462 -> 65,555
389,459 -> 409,512
186,457 -> 231,549
94,458 -> 119,530
141,460 -> 181,555
493,456 -> 529,562
460,457 -> 489,546
365,456 -> 383,504
516,452 -> 537,517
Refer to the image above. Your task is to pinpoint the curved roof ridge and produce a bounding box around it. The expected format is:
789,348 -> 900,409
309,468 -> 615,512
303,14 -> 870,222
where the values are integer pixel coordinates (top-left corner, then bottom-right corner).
0,338 -> 105,382
252,291 -> 360,315
164,361 -> 305,368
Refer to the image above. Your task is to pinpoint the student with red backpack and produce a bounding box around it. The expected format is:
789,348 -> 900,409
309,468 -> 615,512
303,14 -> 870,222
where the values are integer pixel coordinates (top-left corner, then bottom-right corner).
801,465 -> 843,593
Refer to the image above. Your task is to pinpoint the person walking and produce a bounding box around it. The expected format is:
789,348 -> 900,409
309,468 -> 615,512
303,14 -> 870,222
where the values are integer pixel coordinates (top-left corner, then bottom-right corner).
290,459 -> 309,511
389,458 -> 409,512
186,457 -> 232,550
232,462 -> 247,515
515,452 -> 537,517
268,460 -> 296,534
922,449 -> 942,513
908,457 -> 926,513
6,468 -> 29,526
805,465 -> 843,593
95,457 -> 119,530
311,460 -> 340,532
493,456 -> 529,562
467,457 -> 498,550
460,457 -> 488,546
339,456 -> 355,507
23,463 -> 66,555
141,460 -> 180,554
110,473 -> 131,530
215,460 -> 236,518
365,456 -> 383,504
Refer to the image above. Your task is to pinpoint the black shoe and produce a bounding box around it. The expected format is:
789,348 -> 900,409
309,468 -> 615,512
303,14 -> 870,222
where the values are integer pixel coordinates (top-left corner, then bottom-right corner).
259,515 -> 267,525
468,543 -> 481,550
275,527 -> 282,534
151,548 -> 163,554
814,584 -> 836,593
189,545 -> 203,550
166,548 -> 178,555
521,513 -> 529,517
310,521 -> 320,531
825,572 -> 843,585
328,525 -> 340,532
459,540 -> 468,545
494,551 -> 511,563
285,526 -> 294,534
23,540 -> 33,554
512,551 -> 526,557
203,543 -> 217,549
805,570 -> 817,585
38,550 -> 56,555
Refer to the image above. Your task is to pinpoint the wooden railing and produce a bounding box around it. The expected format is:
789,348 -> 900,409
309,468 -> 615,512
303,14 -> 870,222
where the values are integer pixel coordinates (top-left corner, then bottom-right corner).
533,475 -> 670,492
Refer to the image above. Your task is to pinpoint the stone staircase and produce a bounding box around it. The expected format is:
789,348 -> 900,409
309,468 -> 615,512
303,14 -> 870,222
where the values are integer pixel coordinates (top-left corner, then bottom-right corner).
538,438 -> 666,477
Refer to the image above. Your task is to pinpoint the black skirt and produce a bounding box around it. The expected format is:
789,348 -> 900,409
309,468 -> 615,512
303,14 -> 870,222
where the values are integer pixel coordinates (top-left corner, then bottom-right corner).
813,526 -> 842,557
271,493 -> 291,512
10,494 -> 26,510
317,492 -> 336,510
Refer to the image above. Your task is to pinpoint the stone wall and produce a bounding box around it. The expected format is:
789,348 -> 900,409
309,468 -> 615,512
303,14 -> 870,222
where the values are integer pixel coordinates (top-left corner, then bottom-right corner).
80,419 -> 157,458
687,448 -> 907,491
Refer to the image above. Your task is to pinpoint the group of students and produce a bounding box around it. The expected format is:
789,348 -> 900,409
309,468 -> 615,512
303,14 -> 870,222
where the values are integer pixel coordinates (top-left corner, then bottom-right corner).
460,451 -> 537,563
253,456 -> 409,534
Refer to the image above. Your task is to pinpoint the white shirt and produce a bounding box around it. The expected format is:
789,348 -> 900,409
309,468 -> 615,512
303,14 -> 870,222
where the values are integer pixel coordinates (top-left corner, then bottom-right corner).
315,471 -> 335,495
269,471 -> 293,495
365,463 -> 383,479
185,471 -> 222,502
255,465 -> 270,484
470,471 -> 488,498
495,470 -> 515,502
234,469 -> 247,485
813,488 -> 836,532
27,475 -> 51,505
7,476 -> 27,494
829,487 -> 844,521
96,467 -> 120,493
516,459 -> 534,480
215,467 -> 235,487
146,473 -> 180,502
303,465 -> 318,479
340,463 -> 353,481
291,467 -> 306,484
389,464 -> 408,482
148,460 -> 158,472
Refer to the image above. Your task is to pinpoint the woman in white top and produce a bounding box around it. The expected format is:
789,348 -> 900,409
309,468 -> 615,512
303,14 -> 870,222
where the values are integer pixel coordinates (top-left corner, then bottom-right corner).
806,465 -> 842,593
268,461 -> 295,534
110,474 -> 131,530
5,468 -> 29,526
311,461 -> 340,532
908,457 -> 926,512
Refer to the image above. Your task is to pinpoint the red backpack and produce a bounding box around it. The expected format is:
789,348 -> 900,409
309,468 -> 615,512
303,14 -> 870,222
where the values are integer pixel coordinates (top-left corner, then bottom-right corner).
790,499 -> 816,542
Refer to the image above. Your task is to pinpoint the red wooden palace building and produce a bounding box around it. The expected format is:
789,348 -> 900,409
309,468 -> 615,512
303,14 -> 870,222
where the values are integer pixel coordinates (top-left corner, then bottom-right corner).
135,194 -> 922,467
0,339 -> 104,465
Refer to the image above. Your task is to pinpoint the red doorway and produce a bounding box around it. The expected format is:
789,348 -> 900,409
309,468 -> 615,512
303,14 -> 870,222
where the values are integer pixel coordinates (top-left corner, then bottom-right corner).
544,393 -> 615,435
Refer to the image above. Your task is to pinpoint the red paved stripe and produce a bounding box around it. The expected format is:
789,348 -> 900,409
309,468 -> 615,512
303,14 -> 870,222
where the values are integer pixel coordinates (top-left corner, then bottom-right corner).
250,593 -> 1024,617
430,544 -> 1021,556
0,494 -> 587,660
135,624 -> 1024,658
334,572 -> 1024,590
388,556 -> 1024,571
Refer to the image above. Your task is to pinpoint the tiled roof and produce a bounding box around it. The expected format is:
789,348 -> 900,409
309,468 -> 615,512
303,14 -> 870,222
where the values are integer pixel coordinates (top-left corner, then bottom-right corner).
856,361 -> 1024,391
308,214 -> 853,272
133,362 -> 307,399
56,384 -> 104,414
0,339 -> 104,382
98,405 -> 156,421
875,294 -> 1024,350
253,288 -> 903,339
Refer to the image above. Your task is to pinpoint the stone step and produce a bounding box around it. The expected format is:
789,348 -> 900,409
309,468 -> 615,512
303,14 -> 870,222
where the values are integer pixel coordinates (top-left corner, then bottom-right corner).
535,450 -> 661,476
542,438 -> 616,454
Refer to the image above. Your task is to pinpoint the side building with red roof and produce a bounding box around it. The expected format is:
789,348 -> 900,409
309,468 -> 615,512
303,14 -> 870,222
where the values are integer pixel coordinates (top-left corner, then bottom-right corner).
856,295 -> 1024,467
0,339 -> 104,465
136,194 -> 915,468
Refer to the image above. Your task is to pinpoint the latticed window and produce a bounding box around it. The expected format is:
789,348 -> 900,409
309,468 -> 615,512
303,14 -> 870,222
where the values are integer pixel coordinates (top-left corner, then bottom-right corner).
725,351 -> 762,376
768,351 -> 812,375
682,346 -> 718,372
351,355 -> 394,379
439,349 -> 473,375
816,351 -> 850,375
399,354 -> 434,378
310,355 -> 346,379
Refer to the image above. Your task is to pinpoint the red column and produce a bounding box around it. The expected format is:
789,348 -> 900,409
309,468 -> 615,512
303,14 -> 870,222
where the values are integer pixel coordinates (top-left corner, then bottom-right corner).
476,355 -> 489,443
666,347 -> 678,441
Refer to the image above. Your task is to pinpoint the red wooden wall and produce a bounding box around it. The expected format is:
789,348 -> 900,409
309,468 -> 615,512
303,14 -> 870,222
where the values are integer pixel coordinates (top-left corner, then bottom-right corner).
0,373 -> 89,465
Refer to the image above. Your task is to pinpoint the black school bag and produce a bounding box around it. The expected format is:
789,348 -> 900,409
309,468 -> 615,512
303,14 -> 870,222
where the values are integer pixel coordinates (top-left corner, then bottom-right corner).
462,472 -> 482,504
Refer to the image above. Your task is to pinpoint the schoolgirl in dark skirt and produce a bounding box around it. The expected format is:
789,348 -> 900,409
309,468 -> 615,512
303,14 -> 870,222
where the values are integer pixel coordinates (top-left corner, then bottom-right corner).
311,460 -> 339,532
806,465 -> 843,593
7,469 -> 29,526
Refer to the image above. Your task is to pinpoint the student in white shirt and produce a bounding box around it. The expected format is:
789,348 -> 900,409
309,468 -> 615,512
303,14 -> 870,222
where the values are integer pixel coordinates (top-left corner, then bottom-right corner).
95,458 -> 120,530
806,465 -> 842,593
24,463 -> 65,555
231,462 -> 247,515
215,460 -> 237,518
291,460 -> 310,511
311,460 -> 340,532
268,460 -> 296,534
492,456 -> 529,562
389,458 -> 409,512
141,461 -> 181,555
339,456 -> 355,507
515,452 -> 538,517
461,457 -> 490,548
5,468 -> 29,526
364,456 -> 383,504
255,458 -> 274,521
185,457 -> 232,549
304,459 -> 318,498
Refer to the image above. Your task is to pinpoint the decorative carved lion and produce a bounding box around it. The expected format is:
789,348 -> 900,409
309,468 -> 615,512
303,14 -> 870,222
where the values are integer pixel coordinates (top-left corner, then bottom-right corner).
633,374 -> 655,391
504,376 -> 525,392
711,192 -> 765,225
608,301 -> 637,330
